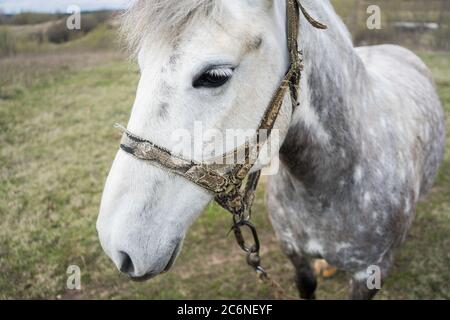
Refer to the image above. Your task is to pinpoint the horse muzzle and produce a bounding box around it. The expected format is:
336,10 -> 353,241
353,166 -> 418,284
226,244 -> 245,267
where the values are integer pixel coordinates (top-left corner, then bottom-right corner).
126,239 -> 183,282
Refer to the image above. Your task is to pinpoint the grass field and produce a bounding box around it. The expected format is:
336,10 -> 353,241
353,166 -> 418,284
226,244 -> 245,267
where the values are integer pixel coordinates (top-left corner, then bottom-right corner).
0,8 -> 449,299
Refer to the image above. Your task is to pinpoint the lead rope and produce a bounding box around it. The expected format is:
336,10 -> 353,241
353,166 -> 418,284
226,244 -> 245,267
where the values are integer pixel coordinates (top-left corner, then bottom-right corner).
230,0 -> 327,300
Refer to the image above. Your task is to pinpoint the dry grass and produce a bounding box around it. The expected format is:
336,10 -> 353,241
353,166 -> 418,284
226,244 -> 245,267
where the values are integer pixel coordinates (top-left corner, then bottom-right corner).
0,51 -> 123,99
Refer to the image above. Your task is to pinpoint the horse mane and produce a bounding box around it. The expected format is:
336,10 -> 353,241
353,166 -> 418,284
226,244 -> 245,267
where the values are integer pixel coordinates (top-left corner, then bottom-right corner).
120,0 -> 223,57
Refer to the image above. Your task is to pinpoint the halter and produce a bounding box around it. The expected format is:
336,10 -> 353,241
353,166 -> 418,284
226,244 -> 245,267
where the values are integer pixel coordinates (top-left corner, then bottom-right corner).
116,0 -> 326,279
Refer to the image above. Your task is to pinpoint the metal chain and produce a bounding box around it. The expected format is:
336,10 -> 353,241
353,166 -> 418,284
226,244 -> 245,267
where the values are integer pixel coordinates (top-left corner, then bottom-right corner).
229,213 -> 302,300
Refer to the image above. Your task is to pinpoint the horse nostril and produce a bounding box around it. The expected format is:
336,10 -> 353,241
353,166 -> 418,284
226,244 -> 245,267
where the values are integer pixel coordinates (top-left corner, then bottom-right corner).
118,251 -> 135,275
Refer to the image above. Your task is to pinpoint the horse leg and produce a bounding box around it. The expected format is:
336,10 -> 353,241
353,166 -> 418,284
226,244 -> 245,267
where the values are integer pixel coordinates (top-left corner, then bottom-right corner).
348,253 -> 393,300
287,252 -> 318,299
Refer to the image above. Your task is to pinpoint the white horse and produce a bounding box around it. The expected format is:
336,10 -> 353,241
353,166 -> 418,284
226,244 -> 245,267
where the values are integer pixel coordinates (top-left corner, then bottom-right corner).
97,0 -> 445,299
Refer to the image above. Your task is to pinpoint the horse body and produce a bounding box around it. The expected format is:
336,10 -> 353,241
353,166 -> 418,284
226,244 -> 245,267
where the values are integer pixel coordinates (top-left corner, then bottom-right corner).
267,0 -> 445,299
97,0 -> 445,299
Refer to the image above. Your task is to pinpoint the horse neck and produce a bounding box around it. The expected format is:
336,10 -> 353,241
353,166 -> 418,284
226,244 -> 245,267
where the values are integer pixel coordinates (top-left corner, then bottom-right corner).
280,0 -> 368,183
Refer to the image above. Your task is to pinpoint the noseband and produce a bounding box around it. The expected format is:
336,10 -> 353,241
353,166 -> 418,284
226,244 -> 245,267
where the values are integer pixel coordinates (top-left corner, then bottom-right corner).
116,0 -> 326,279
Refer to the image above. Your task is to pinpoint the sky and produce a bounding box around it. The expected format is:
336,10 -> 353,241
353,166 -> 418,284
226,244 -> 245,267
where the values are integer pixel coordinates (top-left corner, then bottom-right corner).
0,0 -> 131,14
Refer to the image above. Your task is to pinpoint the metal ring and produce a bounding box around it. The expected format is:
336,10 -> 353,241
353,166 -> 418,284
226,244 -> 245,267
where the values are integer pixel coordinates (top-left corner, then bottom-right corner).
232,220 -> 261,254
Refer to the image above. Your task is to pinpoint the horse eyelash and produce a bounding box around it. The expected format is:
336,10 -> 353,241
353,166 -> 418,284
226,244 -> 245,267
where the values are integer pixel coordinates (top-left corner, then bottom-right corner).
205,67 -> 234,78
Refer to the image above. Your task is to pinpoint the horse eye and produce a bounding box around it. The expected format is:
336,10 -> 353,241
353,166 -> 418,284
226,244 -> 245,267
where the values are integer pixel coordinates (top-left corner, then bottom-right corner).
193,68 -> 233,89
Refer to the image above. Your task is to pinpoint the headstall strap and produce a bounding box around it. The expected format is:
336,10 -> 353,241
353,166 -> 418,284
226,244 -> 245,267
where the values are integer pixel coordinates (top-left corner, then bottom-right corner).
115,0 -> 327,296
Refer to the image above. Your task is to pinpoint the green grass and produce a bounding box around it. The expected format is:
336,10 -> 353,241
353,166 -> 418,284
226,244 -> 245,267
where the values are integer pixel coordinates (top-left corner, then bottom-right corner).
0,50 -> 449,300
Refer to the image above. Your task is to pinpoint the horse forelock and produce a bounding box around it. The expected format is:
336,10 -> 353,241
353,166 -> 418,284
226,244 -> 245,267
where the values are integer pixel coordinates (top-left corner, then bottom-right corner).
120,0 -> 224,57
